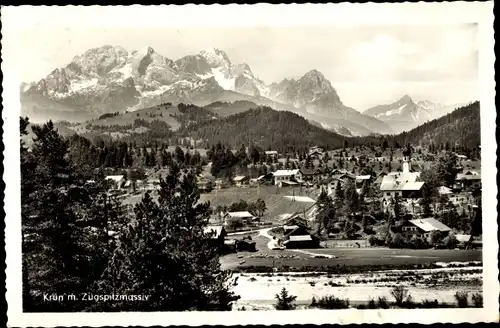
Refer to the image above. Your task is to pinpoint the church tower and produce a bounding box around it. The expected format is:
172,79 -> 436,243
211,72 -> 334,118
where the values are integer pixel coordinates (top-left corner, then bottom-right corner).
402,145 -> 412,174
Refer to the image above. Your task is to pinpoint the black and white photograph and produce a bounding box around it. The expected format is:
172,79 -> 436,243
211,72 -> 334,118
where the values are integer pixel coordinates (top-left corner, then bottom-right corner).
2,3 -> 497,326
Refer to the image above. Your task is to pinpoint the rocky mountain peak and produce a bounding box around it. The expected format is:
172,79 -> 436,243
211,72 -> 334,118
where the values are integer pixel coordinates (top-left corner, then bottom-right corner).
199,47 -> 231,67
298,69 -> 334,94
302,69 -> 324,79
399,94 -> 413,103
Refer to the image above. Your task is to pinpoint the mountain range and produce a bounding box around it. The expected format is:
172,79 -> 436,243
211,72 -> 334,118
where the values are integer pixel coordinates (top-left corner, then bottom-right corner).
363,95 -> 469,134
21,45 -> 468,137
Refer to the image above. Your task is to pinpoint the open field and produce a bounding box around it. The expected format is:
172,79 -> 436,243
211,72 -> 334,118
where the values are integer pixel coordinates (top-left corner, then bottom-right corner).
222,248 -> 482,271
231,264 -> 482,310
221,230 -> 482,271
200,185 -> 320,219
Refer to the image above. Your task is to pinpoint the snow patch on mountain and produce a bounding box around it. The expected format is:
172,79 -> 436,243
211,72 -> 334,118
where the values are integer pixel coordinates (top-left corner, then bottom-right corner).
212,67 -> 235,90
109,59 -> 134,81
255,81 -> 270,98
376,104 -> 407,118
70,78 -> 99,93
196,72 -> 213,80
199,48 -> 231,67
142,84 -> 174,97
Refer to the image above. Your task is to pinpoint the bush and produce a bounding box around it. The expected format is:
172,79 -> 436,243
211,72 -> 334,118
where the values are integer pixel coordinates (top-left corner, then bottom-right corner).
400,294 -> 415,308
471,292 -> 483,307
391,286 -> 410,305
377,296 -> 389,309
368,235 -> 384,246
408,236 -> 430,249
313,295 -> 350,309
429,230 -> 444,245
363,227 -> 376,235
420,299 -> 439,308
454,291 -> 469,308
443,234 -> 459,249
360,297 -> 389,309
389,233 -> 407,248
275,287 -> 297,310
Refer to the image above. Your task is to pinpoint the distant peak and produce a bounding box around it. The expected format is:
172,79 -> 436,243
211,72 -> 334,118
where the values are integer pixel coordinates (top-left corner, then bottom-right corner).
202,47 -> 221,54
198,47 -> 231,65
303,69 -> 325,79
400,94 -> 413,102
200,47 -> 228,57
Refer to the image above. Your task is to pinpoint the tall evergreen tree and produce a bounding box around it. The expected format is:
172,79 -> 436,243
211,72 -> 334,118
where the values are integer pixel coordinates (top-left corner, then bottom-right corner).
343,180 -> 359,218
22,119 -> 112,311
101,167 -> 240,311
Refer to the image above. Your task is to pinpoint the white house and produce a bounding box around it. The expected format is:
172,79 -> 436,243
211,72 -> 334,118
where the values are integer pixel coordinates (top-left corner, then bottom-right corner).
400,218 -> 452,241
233,175 -> 249,187
224,211 -> 256,226
273,169 -> 303,186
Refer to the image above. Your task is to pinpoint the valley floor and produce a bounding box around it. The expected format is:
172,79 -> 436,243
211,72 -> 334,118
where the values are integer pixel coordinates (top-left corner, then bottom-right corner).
231,264 -> 482,310
220,228 -> 481,271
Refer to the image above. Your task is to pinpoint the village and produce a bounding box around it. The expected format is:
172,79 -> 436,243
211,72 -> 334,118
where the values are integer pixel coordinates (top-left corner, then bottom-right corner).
101,143 -> 482,270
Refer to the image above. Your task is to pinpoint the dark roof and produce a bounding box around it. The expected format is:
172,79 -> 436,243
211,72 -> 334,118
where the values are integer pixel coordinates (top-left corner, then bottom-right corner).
283,215 -> 308,227
300,168 -> 321,175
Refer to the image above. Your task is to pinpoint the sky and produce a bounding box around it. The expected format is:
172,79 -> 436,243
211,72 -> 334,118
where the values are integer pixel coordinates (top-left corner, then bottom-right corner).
10,10 -> 479,110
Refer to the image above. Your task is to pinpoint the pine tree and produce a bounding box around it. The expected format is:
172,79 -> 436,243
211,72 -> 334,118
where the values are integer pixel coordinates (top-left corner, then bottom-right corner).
335,181 -> 344,203
435,152 -> 460,187
255,198 -> 267,217
343,180 -> 359,218
175,146 -> 185,164
100,167 -> 240,311
316,189 -> 336,234
392,194 -> 404,221
275,287 -> 297,310
22,120 -> 112,311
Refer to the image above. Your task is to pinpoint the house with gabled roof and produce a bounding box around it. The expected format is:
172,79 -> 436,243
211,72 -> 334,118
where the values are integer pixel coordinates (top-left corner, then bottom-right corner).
301,168 -> 323,183
233,175 -> 249,187
281,214 -> 320,249
394,218 -> 452,241
282,214 -> 308,234
256,172 -> 274,184
224,211 -> 255,225
273,169 -> 303,186
454,170 -> 481,190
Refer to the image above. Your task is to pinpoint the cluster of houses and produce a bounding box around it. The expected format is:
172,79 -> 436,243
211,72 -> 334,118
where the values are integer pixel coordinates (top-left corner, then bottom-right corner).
98,146 -> 481,251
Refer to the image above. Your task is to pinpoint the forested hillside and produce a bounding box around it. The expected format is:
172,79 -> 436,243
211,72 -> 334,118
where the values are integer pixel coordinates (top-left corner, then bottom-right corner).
352,102 -> 480,153
394,101 -> 480,149
179,106 -> 346,152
